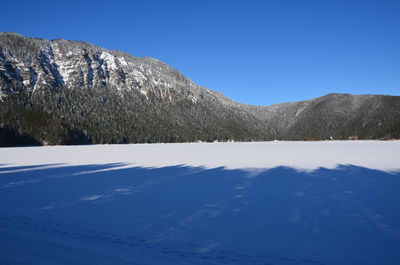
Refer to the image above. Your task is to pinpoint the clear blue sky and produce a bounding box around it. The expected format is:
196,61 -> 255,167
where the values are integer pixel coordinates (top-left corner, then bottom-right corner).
2,0 -> 399,106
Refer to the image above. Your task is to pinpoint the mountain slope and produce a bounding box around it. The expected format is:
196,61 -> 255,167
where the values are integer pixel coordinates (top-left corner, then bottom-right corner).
0,32 -> 399,146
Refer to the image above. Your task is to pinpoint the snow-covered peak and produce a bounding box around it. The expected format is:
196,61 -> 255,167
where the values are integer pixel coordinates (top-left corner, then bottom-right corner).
0,33 -> 211,103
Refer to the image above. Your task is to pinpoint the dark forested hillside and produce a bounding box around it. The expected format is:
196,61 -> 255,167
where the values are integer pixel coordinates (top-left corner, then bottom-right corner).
1,32 -> 399,146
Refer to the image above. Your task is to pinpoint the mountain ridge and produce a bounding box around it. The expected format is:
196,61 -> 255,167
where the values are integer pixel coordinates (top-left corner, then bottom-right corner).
1,32 -> 399,146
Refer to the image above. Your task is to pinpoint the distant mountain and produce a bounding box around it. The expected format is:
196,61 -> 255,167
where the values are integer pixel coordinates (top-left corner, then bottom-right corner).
1,32 -> 399,146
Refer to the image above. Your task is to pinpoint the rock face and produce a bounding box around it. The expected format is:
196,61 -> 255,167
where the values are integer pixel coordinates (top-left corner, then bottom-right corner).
0,32 -> 399,146
0,32 -> 209,102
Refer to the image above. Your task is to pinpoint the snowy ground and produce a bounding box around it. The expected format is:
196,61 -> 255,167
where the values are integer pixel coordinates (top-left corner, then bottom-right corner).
1,141 -> 400,265
1,140 -> 400,172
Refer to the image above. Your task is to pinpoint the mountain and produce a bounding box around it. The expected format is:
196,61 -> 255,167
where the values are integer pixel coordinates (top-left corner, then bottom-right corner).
1,32 -> 399,146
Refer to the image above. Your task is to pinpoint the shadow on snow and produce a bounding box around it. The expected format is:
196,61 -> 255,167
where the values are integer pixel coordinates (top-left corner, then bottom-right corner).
0,163 -> 399,265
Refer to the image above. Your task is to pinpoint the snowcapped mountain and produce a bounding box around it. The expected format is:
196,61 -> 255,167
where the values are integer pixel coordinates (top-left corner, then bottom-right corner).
0,32 -> 213,102
0,32 -> 399,146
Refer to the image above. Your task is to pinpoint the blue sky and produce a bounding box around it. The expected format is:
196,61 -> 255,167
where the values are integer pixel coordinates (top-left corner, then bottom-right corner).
2,0 -> 399,106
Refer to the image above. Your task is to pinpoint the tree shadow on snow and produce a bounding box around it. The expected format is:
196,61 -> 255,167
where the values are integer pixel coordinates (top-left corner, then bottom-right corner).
0,163 -> 399,265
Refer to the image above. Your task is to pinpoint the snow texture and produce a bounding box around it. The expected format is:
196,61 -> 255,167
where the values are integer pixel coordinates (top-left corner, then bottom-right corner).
1,141 -> 400,265
1,141 -> 399,172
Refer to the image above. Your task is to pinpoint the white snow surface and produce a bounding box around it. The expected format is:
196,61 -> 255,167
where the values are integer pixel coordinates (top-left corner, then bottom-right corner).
1,140 -> 399,172
2,141 -> 400,265
100,51 -> 117,69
